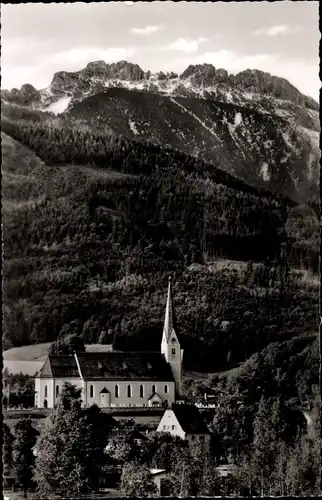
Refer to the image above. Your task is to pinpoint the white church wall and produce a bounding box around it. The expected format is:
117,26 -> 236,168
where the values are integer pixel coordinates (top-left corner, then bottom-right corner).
35,378 -> 175,408
35,377 -> 54,408
35,377 -> 83,408
84,380 -> 175,407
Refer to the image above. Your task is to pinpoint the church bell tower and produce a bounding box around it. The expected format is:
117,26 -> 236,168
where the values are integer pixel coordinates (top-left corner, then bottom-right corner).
161,277 -> 183,395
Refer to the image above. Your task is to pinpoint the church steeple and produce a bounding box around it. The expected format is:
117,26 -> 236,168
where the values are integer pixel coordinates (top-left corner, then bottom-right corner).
161,277 -> 183,395
163,277 -> 176,341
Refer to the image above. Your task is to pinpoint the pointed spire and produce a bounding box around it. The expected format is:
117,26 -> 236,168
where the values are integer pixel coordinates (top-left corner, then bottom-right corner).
163,276 -> 176,341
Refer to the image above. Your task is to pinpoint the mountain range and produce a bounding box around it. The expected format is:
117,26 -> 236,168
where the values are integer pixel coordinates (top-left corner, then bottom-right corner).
2,60 -> 320,206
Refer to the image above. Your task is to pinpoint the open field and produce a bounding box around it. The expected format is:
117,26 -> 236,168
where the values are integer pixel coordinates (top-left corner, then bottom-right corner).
3,343 -> 52,361
3,343 -> 115,375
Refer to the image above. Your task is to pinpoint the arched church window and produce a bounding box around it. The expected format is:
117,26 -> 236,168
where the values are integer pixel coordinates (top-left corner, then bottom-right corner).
140,385 -> 144,398
56,385 -> 59,397
152,384 -> 156,394
90,385 -> 94,398
127,385 -> 132,398
44,385 -> 48,398
115,385 -> 119,398
164,384 -> 168,394
43,399 -> 48,408
171,347 -> 176,355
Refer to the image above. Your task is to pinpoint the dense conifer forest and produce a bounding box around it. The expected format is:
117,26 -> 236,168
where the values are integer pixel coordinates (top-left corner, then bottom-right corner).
2,107 -> 319,404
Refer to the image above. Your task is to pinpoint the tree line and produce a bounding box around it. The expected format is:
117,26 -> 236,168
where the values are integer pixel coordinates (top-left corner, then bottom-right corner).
3,383 -> 320,497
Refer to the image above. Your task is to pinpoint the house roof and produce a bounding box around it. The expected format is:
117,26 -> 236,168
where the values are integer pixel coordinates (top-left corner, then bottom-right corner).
170,404 -> 210,435
38,355 -> 80,378
77,352 -> 174,381
37,352 -> 174,381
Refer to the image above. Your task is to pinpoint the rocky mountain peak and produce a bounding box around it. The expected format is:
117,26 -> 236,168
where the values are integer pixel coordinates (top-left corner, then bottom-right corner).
232,69 -> 319,110
82,60 -> 108,77
108,61 -> 144,81
1,83 -> 41,105
3,59 -> 318,115
50,70 -> 80,95
85,60 -> 106,71
180,64 -> 229,86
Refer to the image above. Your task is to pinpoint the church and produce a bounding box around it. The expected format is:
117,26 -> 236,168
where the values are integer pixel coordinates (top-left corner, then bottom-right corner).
34,278 -> 183,409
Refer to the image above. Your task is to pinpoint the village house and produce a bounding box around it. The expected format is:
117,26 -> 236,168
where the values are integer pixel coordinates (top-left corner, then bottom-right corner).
156,403 -> 211,450
34,278 -> 183,409
150,469 -> 168,496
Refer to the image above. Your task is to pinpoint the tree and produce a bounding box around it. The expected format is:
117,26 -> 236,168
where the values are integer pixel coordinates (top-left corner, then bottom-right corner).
209,399 -> 253,461
191,446 -> 221,497
34,382 -> 113,496
121,461 -> 158,497
12,418 -> 38,494
3,423 -> 15,475
2,370 -> 35,408
252,396 -> 280,494
285,432 -> 321,496
49,332 -> 85,355
105,425 -> 142,465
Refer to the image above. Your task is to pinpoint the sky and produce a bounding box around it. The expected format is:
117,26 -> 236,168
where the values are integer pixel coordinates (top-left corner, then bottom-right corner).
1,1 -> 320,100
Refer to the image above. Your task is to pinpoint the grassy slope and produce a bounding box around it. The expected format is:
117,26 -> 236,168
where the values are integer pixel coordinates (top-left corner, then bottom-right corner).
3,343 -> 115,362
3,343 -> 52,361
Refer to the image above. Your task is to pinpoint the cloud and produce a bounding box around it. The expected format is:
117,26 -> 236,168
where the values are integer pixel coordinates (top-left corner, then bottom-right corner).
253,25 -> 301,37
194,50 -> 273,72
50,47 -> 135,67
1,36 -> 57,66
164,37 -> 208,53
130,25 -> 161,35
2,46 -> 137,90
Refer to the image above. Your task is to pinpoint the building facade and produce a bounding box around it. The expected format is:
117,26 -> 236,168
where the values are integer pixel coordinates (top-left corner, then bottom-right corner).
157,404 -> 211,451
34,278 -> 183,409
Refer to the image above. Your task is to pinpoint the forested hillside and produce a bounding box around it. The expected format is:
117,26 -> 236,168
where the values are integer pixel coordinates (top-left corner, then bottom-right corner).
1,96 -> 319,406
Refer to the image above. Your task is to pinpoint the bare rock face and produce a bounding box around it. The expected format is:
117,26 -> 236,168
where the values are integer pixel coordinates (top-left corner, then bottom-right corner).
1,83 -> 41,105
233,69 -> 301,102
157,71 -> 167,81
180,64 -> 229,86
51,71 -> 81,95
82,61 -> 108,78
20,84 -> 41,102
107,61 -> 144,81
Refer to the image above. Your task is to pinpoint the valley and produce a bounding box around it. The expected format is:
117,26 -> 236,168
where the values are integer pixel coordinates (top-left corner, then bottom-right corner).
1,58 -> 319,421
2,1 -> 320,496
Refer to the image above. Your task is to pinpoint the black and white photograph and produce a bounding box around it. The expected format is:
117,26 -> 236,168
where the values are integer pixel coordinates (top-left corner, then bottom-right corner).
2,1 -> 320,498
